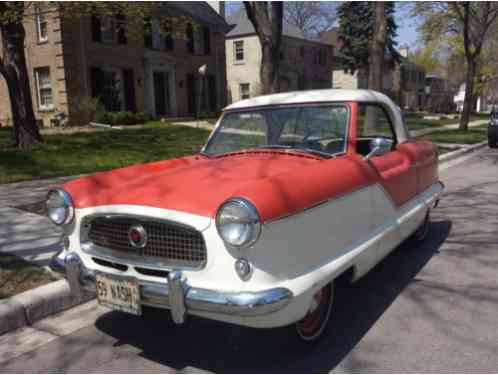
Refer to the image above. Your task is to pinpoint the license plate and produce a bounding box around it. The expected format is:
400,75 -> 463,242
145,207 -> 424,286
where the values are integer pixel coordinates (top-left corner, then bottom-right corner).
95,273 -> 141,316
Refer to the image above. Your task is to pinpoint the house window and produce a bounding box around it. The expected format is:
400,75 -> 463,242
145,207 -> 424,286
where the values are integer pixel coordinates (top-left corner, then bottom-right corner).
234,40 -> 244,62
101,17 -> 116,43
35,67 -> 53,110
240,83 -> 250,100
318,49 -> 327,66
300,46 -> 305,58
36,10 -> 48,43
101,68 -> 124,111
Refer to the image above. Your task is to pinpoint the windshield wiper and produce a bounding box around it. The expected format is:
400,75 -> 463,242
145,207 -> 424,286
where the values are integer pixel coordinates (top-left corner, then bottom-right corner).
254,145 -> 292,150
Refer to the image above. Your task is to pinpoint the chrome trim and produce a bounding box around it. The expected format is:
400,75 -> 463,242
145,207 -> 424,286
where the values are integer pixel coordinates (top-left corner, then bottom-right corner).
52,252 -> 293,323
168,270 -> 187,324
216,197 -> 262,248
80,214 -> 207,270
128,224 -> 147,249
46,188 -> 75,226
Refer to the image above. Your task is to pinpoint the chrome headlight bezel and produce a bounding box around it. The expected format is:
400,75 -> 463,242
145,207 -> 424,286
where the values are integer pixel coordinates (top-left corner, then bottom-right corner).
216,198 -> 261,248
46,188 -> 75,226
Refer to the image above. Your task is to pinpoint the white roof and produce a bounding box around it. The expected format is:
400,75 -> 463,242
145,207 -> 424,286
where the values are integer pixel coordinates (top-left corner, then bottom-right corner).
224,89 -> 409,142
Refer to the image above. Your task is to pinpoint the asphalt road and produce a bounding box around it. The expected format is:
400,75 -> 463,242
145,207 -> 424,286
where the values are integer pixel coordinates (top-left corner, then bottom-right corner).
1,148 -> 498,373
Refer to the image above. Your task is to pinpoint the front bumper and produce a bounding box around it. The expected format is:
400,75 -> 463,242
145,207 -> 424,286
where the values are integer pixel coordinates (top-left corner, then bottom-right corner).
50,251 -> 293,325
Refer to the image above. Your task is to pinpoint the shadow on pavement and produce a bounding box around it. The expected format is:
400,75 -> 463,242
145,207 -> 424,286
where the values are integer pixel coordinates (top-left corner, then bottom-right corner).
95,220 -> 451,373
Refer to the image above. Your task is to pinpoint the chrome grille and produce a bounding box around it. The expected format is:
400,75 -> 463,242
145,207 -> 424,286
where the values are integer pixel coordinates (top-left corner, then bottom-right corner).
86,216 -> 206,268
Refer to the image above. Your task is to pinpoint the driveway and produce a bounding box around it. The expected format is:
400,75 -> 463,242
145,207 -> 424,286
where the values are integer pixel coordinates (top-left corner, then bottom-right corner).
0,148 -> 497,372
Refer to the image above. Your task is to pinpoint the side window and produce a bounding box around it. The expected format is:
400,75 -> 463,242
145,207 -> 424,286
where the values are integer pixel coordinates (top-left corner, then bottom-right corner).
357,104 -> 396,156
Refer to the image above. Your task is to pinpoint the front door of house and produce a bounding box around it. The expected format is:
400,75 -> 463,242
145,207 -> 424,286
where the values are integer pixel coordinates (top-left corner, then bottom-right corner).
153,71 -> 170,117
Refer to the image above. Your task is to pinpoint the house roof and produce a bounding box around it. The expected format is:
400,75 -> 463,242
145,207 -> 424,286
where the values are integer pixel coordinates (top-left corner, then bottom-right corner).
163,2 -> 231,32
226,9 -> 306,40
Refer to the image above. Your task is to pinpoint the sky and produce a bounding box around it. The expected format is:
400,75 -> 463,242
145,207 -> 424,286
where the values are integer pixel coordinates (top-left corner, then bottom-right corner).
225,1 -> 422,50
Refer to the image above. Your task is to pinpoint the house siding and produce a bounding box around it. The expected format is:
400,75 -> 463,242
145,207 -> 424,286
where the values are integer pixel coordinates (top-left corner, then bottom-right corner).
0,6 -> 228,128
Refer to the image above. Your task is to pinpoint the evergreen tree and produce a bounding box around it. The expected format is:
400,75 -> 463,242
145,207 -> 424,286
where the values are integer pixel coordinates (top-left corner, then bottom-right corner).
337,2 -> 398,74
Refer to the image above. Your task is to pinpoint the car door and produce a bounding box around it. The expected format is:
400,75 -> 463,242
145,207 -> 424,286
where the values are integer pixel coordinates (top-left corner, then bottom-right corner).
356,104 -> 418,259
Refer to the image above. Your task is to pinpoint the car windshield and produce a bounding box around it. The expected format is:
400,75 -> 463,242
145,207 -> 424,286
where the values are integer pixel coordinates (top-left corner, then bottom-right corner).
203,105 -> 349,157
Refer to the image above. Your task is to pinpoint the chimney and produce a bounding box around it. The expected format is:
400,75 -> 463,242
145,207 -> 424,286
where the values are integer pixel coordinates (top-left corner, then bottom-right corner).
208,1 -> 225,19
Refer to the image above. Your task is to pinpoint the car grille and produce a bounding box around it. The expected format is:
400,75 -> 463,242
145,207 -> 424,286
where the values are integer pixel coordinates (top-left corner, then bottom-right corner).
86,216 -> 207,268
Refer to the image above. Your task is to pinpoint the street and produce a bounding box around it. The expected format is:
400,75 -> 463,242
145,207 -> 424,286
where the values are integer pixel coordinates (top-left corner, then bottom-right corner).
1,148 -> 497,373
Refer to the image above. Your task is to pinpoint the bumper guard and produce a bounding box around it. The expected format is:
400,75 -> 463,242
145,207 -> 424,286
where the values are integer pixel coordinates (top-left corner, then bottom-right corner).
50,251 -> 293,324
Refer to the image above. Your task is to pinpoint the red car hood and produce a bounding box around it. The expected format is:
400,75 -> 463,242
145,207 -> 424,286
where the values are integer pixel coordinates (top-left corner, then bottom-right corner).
63,151 -> 323,220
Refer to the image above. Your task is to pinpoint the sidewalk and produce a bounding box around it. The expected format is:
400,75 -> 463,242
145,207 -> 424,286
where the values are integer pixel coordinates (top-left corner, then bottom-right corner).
0,207 -> 62,267
410,119 -> 487,137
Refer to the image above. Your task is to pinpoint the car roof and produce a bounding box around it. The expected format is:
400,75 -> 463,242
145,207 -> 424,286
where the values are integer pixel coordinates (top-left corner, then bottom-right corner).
225,89 -> 392,110
223,89 -> 409,142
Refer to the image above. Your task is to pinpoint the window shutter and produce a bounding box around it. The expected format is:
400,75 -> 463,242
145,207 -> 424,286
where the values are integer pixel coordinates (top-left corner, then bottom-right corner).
123,69 -> 136,112
116,14 -> 127,44
187,74 -> 196,114
90,67 -> 104,99
203,27 -> 211,55
144,17 -> 152,49
91,15 -> 101,42
164,27 -> 174,51
186,24 -> 194,53
208,75 -> 216,112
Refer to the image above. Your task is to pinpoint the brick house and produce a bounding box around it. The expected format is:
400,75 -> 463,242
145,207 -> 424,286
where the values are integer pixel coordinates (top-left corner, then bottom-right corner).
225,10 -> 333,103
0,2 -> 230,128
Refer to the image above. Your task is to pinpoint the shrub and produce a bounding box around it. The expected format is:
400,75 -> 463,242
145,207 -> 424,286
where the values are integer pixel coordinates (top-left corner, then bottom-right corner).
95,111 -> 153,126
68,96 -> 104,127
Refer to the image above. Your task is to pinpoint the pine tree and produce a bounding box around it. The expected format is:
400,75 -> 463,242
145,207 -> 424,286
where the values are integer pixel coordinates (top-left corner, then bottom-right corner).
337,1 -> 398,74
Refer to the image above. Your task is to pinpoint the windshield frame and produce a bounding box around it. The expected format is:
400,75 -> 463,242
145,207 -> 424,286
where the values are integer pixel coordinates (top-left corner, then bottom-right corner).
201,102 -> 351,158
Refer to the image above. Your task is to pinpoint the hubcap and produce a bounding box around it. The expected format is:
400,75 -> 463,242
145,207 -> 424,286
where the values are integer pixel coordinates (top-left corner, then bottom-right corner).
296,287 -> 331,337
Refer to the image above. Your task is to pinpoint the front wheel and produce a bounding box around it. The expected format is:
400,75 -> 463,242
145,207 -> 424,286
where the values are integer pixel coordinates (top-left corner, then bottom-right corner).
295,283 -> 334,342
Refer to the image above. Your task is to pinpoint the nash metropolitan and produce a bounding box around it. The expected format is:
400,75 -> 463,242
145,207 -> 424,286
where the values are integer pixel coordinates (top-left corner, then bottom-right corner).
49,89 -> 443,342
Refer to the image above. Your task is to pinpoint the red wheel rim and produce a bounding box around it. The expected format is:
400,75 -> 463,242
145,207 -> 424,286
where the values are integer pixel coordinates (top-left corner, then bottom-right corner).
296,287 -> 331,336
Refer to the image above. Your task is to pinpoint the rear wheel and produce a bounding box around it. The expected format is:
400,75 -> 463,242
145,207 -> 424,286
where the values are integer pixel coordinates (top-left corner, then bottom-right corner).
489,137 -> 498,148
295,283 -> 334,342
411,209 -> 430,243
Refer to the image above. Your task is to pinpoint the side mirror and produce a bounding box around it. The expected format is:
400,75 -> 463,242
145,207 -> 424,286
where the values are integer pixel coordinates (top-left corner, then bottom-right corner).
364,137 -> 391,160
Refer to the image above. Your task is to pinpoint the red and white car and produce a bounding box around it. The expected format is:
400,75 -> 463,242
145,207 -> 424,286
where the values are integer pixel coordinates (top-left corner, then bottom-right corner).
49,89 -> 443,341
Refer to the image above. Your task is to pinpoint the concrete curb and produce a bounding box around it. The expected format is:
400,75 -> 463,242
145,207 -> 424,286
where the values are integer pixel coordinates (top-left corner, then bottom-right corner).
438,141 -> 488,165
0,279 -> 95,335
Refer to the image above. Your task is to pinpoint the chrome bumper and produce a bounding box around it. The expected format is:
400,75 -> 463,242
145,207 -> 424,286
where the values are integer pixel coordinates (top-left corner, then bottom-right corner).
50,251 -> 293,324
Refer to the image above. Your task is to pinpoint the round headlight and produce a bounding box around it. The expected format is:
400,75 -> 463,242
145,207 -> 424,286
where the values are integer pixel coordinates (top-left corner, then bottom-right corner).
46,189 -> 74,225
216,198 -> 261,247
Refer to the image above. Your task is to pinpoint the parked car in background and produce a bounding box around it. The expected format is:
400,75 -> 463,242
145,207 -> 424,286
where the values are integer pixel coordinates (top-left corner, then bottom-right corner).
488,108 -> 498,148
48,89 -> 443,342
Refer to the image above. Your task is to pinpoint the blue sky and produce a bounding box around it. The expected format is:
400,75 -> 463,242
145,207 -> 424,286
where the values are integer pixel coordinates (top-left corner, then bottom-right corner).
225,2 -> 421,49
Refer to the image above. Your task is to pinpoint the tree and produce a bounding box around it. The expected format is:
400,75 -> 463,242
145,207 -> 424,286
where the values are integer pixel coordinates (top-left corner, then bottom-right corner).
0,2 -> 43,150
336,2 -> 398,76
368,2 -> 387,92
243,2 -> 283,94
413,2 -> 498,130
283,2 -> 336,37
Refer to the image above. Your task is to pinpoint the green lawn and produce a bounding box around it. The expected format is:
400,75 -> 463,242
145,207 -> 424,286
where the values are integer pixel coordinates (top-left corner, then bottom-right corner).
0,253 -> 56,299
0,122 -> 210,185
418,129 -> 487,144
405,117 -> 458,130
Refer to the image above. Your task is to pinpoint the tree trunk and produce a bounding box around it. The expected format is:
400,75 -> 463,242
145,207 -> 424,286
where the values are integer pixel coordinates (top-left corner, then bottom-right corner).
366,2 -> 387,134
459,58 -> 477,131
244,2 -> 283,95
260,37 -> 279,94
0,3 -> 42,150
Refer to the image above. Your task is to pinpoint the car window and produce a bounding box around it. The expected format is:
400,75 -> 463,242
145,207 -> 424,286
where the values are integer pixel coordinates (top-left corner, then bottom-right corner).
205,113 -> 267,154
204,105 -> 349,157
357,104 -> 396,148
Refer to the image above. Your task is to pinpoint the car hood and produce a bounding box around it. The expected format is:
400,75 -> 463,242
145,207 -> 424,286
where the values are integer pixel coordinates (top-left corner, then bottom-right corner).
63,151 -> 322,220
